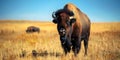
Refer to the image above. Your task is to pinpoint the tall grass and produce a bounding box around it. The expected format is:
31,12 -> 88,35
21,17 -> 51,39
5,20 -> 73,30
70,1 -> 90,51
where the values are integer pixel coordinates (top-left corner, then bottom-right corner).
0,21 -> 120,60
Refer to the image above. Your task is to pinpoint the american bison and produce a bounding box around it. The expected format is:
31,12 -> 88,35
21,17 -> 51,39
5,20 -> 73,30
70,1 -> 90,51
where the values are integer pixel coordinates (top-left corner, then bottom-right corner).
52,3 -> 91,56
26,26 -> 40,33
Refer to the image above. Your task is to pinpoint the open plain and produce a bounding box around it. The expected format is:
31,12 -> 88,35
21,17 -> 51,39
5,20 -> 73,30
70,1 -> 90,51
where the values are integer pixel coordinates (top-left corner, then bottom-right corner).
0,20 -> 120,60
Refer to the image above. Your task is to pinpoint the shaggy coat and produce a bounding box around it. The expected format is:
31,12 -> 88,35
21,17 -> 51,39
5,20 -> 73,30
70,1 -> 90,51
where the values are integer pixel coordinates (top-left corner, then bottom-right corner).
26,26 -> 40,33
52,3 -> 90,56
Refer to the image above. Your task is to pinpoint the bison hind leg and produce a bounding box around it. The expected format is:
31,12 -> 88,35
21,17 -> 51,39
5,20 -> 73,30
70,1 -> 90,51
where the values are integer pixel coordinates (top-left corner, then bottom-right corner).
84,36 -> 89,56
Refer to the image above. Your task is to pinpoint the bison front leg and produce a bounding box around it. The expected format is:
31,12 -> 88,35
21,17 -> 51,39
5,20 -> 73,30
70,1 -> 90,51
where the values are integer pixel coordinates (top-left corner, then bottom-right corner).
72,37 -> 81,56
62,43 -> 71,55
60,36 -> 71,55
62,44 -> 68,55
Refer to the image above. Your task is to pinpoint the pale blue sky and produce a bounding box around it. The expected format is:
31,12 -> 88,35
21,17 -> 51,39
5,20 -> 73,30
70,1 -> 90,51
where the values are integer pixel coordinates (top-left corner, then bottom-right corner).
0,0 -> 120,22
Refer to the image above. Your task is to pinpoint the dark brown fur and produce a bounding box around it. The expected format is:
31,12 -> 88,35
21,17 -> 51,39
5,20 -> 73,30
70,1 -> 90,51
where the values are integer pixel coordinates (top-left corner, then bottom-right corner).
26,26 -> 40,33
52,3 -> 91,56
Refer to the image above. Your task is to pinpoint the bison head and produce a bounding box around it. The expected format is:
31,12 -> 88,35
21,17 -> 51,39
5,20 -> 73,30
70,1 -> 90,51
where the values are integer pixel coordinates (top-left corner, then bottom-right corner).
52,9 -> 76,45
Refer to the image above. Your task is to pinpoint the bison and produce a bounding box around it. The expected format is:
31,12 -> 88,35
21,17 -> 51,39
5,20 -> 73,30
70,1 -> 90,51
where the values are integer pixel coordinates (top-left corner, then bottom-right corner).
52,3 -> 91,56
26,26 -> 40,33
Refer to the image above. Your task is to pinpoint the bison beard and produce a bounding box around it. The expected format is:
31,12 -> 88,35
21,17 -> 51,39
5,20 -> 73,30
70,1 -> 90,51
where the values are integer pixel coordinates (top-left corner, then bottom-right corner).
52,3 -> 90,56
60,36 -> 71,54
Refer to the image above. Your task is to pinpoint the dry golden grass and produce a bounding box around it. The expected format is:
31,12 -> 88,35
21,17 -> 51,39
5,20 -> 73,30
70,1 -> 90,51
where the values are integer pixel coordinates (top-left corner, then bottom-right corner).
0,20 -> 120,60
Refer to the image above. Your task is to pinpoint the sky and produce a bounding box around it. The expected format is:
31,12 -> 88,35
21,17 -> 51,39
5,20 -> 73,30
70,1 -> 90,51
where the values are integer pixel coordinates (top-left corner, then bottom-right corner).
0,0 -> 120,22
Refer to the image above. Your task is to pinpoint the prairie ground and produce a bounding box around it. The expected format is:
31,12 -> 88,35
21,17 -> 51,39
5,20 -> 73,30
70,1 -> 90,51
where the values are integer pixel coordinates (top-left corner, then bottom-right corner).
0,20 -> 120,60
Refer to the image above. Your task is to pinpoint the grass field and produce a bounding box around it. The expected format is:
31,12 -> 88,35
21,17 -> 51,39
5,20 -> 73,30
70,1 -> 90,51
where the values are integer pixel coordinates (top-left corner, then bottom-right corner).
0,20 -> 120,60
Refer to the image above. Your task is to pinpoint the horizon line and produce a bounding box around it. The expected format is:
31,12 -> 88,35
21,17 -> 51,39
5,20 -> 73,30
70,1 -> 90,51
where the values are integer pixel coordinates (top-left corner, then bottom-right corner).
0,19 -> 120,23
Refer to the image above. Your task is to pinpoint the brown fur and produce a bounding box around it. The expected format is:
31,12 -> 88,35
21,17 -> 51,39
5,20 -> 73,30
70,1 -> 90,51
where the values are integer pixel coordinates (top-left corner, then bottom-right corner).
26,26 -> 40,33
52,3 -> 91,56
64,3 -> 90,37
64,3 -> 91,56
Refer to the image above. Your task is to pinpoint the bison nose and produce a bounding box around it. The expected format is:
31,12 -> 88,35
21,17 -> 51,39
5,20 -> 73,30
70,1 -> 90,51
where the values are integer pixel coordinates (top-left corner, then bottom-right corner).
59,28 -> 66,36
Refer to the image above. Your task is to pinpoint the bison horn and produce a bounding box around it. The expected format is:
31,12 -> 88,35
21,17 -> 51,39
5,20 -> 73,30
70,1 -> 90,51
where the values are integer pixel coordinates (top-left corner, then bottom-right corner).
52,12 -> 56,18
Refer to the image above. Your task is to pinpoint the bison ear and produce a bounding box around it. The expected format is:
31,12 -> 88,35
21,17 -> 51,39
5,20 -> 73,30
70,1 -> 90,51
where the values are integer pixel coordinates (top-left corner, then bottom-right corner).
70,18 -> 76,25
52,19 -> 58,24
